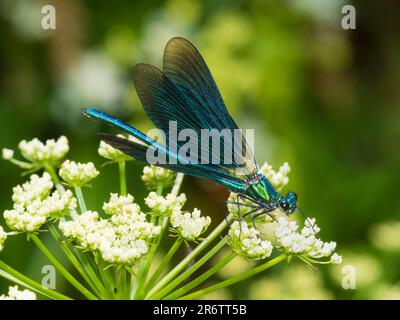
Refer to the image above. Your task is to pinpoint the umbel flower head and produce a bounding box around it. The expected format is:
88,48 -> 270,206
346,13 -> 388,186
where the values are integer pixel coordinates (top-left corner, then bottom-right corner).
170,208 -> 211,241
18,136 -> 69,164
3,172 -> 77,232
0,286 -> 36,300
229,221 -> 273,260
145,192 -> 186,216
98,134 -> 132,162
0,226 -> 7,251
59,193 -> 161,265
274,217 -> 342,265
142,165 -> 176,190
226,161 -> 341,265
59,160 -> 99,187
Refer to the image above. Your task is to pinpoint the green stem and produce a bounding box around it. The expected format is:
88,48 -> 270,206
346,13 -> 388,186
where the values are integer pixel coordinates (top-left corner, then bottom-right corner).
145,213 -> 233,299
31,234 -> 98,300
179,254 -> 287,300
74,186 -> 87,213
156,184 -> 163,196
10,158 -> 34,169
98,258 -> 116,298
165,251 -> 236,300
149,237 -> 229,300
116,268 -> 128,299
118,161 -> 127,196
44,164 -> 62,191
171,173 -> 184,196
48,223 -> 107,298
133,184 -> 165,299
0,259 -> 72,300
145,237 -> 183,292
132,174 -> 185,299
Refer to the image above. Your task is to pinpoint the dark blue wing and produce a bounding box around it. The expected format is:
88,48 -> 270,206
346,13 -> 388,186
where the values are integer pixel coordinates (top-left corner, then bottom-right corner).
133,62 -> 257,179
163,37 -> 238,131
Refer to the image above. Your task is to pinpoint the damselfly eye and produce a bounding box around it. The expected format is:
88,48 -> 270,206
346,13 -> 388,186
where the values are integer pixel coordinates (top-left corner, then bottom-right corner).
280,201 -> 289,211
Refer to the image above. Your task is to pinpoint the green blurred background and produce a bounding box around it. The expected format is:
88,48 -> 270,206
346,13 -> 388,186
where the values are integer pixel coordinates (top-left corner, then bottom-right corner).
1,0 -> 400,299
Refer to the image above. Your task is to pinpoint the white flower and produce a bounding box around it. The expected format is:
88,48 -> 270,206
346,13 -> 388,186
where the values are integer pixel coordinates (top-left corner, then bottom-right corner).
11,172 -> 53,205
0,286 -> 36,300
331,253 -> 343,264
260,161 -> 291,191
18,136 -> 69,163
2,148 -> 14,160
141,165 -> 176,190
60,193 -> 161,265
102,193 -> 141,216
229,221 -> 273,260
145,192 -> 186,216
98,134 -> 132,162
59,160 -> 99,187
3,173 -> 76,232
0,226 -> 7,251
171,208 -> 211,241
274,216 -> 340,264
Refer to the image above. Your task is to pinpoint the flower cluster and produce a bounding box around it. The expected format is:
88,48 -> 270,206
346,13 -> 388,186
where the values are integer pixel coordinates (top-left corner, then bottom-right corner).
142,165 -> 176,190
0,226 -> 7,251
59,193 -> 160,265
274,217 -> 342,264
0,286 -> 36,300
59,160 -> 99,187
260,162 -> 291,191
145,192 -> 186,216
98,134 -> 132,162
3,173 -> 76,232
170,208 -> 211,241
18,136 -> 69,164
229,221 -> 273,260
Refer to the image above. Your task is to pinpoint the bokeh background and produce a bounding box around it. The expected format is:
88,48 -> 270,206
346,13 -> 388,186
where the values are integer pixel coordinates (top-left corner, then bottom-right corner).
1,0 -> 400,299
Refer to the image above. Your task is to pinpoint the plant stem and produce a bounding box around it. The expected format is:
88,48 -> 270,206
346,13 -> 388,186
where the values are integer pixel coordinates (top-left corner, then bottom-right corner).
74,186 -> 87,213
133,184 -> 164,299
179,254 -> 287,300
116,268 -> 128,299
0,259 -> 72,300
31,234 -> 98,300
145,237 -> 183,292
145,214 -> 233,299
165,251 -> 236,300
44,164 -> 62,191
171,173 -> 184,196
150,237 -> 229,300
97,258 -> 116,297
132,174 -> 184,299
118,161 -> 127,196
48,223 -> 108,298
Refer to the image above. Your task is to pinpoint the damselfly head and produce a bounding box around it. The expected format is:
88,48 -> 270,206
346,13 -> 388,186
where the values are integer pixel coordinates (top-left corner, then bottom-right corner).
279,192 -> 297,215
